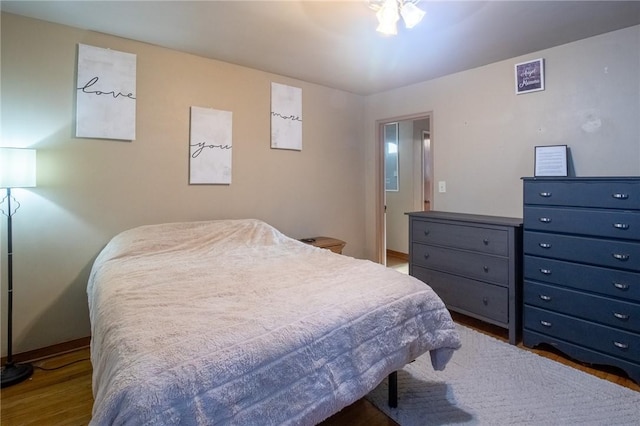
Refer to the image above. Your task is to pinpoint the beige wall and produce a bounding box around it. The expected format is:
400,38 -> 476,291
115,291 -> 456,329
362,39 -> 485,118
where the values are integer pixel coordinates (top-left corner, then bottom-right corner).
364,25 -> 640,260
1,13 -> 366,355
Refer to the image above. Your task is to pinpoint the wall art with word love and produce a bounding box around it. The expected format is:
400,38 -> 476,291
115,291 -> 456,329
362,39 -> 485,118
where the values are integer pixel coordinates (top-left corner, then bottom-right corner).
76,44 -> 137,140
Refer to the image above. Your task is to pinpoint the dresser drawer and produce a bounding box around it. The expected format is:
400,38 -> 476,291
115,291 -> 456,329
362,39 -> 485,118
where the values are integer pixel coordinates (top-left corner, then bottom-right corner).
412,243 -> 509,286
524,281 -> 640,332
412,266 -> 508,323
524,206 -> 640,240
524,180 -> 640,209
411,220 -> 509,256
524,231 -> 640,272
524,306 -> 640,363
524,256 -> 640,303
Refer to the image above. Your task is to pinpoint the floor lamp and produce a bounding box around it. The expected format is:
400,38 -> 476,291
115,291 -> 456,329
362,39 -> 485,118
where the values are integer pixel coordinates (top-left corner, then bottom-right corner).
0,147 -> 36,388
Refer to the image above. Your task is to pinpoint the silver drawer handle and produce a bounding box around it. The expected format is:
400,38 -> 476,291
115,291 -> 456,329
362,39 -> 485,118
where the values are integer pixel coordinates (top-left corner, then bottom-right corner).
539,294 -> 552,301
539,243 -> 552,249
613,312 -> 630,321
423,230 -> 430,235
483,266 -> 489,272
539,192 -> 552,197
612,253 -> 629,261
539,217 -> 552,223
613,341 -> 629,350
540,268 -> 552,275
423,253 -> 430,259
612,193 -> 629,200
613,223 -> 630,230
613,282 -> 630,291
540,320 -> 552,327
482,238 -> 489,245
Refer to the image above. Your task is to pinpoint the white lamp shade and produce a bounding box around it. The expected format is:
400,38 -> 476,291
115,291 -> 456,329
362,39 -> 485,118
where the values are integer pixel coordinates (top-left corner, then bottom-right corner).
401,2 -> 426,29
376,20 -> 398,35
376,0 -> 400,35
0,148 -> 37,188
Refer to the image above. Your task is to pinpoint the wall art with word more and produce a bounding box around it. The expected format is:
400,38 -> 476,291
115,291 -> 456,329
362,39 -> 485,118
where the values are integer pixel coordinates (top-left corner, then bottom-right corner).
271,82 -> 302,150
76,44 -> 137,140
189,106 -> 233,185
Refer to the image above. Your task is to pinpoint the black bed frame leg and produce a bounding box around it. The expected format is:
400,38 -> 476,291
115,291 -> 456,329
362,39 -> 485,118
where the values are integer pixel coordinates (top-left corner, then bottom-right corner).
388,371 -> 398,408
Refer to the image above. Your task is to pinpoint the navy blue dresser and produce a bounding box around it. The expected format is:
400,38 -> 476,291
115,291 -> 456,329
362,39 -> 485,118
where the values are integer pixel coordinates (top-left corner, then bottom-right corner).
522,177 -> 640,383
408,211 -> 523,345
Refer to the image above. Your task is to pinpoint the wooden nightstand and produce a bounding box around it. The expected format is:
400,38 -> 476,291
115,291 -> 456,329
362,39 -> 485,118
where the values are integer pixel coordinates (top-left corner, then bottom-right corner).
300,237 -> 346,254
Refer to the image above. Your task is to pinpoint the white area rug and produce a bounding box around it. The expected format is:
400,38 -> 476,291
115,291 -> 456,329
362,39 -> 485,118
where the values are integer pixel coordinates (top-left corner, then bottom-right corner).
367,324 -> 640,425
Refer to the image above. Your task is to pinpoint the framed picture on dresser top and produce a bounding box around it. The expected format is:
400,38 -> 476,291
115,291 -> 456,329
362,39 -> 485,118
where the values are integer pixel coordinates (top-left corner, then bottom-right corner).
534,145 -> 568,177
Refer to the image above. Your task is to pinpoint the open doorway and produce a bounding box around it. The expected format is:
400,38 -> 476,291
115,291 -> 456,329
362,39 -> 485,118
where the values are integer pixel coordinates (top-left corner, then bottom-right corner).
377,113 -> 433,268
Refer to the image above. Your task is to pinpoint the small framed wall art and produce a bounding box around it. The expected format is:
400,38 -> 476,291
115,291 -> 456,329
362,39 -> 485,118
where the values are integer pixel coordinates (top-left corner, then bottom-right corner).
515,58 -> 544,94
534,145 -> 568,177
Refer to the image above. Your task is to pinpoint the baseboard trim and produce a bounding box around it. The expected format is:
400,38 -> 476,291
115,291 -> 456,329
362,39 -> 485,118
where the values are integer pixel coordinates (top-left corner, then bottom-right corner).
1,336 -> 91,364
386,249 -> 408,261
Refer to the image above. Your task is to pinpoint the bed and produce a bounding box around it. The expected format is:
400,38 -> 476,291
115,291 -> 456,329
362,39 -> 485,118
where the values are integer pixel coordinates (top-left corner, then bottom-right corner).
87,219 -> 461,425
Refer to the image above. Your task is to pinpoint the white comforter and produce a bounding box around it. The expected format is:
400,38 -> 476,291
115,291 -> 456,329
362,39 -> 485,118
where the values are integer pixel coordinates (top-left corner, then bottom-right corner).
88,219 -> 460,425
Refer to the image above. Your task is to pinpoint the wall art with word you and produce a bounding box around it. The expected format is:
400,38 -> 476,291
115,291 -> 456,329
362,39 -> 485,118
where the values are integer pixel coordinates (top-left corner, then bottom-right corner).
189,106 -> 233,185
76,44 -> 137,140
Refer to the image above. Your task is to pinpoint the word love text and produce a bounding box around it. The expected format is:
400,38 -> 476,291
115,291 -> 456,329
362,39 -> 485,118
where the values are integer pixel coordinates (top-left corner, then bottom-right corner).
78,77 -> 136,100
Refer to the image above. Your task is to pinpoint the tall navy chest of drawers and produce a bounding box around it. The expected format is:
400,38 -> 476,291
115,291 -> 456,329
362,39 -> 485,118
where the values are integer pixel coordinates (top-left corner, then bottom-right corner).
522,177 -> 640,383
408,211 -> 523,345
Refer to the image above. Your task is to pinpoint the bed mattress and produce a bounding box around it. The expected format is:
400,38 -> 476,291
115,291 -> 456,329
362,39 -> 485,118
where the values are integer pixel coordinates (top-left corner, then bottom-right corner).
87,219 -> 460,425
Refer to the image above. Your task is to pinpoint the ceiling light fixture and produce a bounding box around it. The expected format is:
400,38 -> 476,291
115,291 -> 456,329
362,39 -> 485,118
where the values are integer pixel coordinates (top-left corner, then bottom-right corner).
370,0 -> 426,36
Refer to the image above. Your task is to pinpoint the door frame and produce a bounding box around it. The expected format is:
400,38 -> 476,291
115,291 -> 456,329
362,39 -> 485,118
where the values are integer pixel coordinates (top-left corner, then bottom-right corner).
375,111 -> 433,265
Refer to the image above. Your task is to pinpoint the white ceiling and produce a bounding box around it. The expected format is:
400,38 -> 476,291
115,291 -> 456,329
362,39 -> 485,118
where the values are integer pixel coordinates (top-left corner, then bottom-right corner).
2,1 -> 640,95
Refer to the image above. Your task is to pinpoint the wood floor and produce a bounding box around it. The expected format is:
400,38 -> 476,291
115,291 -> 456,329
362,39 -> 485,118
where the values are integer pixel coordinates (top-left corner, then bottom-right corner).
1,349 -> 94,426
1,258 -> 637,424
